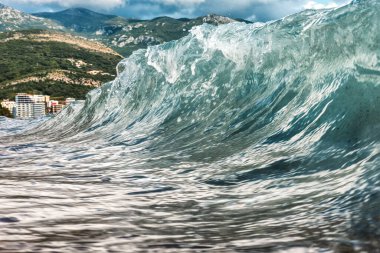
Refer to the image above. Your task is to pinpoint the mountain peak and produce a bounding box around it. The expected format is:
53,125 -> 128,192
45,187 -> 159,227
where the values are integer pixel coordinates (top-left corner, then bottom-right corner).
0,3 -> 63,32
55,7 -> 117,19
62,7 -> 100,14
198,14 -> 238,25
33,7 -> 118,30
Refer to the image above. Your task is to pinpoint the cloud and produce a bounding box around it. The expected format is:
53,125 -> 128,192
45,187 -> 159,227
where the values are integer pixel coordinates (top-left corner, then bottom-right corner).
121,0 -> 348,20
157,0 -> 206,7
2,0 -> 350,20
121,0 -> 294,20
2,0 -> 124,10
303,1 -> 339,9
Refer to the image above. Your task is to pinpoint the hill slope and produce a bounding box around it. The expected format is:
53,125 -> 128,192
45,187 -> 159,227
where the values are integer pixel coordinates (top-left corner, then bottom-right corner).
34,8 -> 118,32
0,30 -> 123,100
0,3 -> 62,31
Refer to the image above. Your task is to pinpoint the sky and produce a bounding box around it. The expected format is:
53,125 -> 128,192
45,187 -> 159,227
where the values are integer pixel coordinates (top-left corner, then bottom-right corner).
2,0 -> 350,21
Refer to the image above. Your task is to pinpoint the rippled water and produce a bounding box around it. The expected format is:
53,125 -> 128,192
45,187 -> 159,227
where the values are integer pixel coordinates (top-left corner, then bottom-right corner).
1,0 -> 380,252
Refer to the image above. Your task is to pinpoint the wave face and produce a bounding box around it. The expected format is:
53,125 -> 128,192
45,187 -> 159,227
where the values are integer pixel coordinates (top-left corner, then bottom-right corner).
1,0 -> 380,252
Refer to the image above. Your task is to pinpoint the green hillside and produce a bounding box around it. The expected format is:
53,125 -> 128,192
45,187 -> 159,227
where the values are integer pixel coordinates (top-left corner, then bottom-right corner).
0,30 -> 123,100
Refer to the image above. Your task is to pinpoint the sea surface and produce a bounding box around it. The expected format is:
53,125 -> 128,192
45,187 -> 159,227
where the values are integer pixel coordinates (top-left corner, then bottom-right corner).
1,0 -> 380,252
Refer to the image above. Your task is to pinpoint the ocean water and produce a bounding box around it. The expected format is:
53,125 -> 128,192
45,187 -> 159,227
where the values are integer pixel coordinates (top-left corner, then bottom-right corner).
1,0 -> 380,252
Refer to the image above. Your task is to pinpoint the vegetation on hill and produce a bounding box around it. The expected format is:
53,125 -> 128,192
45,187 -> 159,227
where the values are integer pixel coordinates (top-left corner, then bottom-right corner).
0,29 -> 123,100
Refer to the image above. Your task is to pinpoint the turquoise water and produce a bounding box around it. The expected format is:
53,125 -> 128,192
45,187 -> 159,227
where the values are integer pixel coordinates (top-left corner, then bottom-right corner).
1,0 -> 380,252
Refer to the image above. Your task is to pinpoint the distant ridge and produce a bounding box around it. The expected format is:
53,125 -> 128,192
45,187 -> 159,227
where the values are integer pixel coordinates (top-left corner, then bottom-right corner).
34,8 -> 119,31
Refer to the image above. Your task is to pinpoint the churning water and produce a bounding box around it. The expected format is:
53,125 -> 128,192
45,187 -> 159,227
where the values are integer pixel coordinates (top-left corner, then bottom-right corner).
1,0 -> 380,252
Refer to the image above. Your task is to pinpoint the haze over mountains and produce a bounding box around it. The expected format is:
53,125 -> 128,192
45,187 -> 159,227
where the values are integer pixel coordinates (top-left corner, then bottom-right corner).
0,2 -> 247,102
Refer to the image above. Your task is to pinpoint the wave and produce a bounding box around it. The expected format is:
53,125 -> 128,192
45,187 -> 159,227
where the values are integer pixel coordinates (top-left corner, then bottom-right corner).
34,0 -> 380,158
5,0 -> 380,250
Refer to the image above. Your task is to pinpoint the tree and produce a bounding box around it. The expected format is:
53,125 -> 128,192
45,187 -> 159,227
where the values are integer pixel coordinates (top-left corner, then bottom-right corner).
0,104 -> 13,118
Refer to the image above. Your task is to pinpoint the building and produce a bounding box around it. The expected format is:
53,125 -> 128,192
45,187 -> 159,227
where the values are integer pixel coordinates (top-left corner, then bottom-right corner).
47,100 -> 65,114
65,98 -> 76,105
15,93 -> 49,119
1,99 -> 16,116
51,104 -> 64,114
15,94 -> 34,118
33,102 -> 46,118
33,95 -> 50,104
48,100 -> 59,108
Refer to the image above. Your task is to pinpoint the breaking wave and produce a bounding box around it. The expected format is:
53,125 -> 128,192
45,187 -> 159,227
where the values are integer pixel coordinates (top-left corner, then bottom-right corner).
1,0 -> 380,252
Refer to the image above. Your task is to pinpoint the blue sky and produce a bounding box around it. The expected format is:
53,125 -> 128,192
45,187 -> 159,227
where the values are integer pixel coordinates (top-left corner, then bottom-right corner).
2,0 -> 349,21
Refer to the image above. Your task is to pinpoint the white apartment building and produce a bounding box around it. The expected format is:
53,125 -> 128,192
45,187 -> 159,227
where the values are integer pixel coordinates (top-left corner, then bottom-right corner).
33,102 -> 46,118
15,93 -> 49,119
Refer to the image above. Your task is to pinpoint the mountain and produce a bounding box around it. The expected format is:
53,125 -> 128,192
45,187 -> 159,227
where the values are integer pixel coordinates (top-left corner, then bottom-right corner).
0,3 -> 62,31
0,29 -> 123,100
0,4 -> 250,56
34,8 -> 120,33
33,8 -> 250,56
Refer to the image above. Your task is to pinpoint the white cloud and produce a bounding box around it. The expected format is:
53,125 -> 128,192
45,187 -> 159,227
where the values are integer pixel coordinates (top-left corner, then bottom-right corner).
2,0 -> 124,10
128,0 -> 350,20
1,0 -> 352,20
303,1 -> 339,9
157,0 -> 206,7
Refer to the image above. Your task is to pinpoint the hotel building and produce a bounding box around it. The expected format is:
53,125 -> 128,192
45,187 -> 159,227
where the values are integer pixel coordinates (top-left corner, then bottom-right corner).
15,94 -> 50,119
